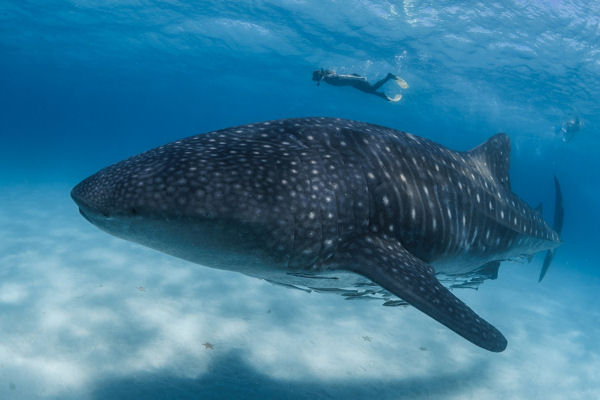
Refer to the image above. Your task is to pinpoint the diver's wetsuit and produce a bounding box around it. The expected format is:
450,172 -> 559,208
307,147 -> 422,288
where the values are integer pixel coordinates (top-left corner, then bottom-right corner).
313,69 -> 406,101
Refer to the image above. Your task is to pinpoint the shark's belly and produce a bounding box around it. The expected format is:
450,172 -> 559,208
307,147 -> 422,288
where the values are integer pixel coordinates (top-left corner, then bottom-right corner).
253,268 -> 367,289
250,268 -> 403,303
429,233 -> 559,275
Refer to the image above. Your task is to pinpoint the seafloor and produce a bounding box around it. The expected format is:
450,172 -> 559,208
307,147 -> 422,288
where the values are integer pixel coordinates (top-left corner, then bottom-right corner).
0,185 -> 597,400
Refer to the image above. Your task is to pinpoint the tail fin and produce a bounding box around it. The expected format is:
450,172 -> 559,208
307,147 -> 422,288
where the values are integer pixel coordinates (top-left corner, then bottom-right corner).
538,176 -> 563,282
552,176 -> 564,235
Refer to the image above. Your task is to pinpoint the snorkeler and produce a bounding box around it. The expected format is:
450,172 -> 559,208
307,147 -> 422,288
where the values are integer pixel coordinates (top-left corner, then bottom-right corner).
556,116 -> 583,142
312,69 -> 408,102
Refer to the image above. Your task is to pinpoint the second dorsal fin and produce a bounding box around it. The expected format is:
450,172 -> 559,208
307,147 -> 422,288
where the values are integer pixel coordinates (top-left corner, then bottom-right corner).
468,133 -> 511,189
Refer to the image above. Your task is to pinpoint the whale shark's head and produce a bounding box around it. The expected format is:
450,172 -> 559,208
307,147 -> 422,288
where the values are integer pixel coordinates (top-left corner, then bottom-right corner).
71,135 -> 295,272
72,149 -> 197,219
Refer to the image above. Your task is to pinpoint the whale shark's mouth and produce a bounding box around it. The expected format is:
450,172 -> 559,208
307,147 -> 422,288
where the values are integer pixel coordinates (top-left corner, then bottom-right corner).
78,207 -> 93,223
78,206 -> 111,224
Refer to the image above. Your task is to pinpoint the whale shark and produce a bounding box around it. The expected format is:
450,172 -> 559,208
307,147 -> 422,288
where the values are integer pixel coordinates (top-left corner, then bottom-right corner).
71,117 -> 563,352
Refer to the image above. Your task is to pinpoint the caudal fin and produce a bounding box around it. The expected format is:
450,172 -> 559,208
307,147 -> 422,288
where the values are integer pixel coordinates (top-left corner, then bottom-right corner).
538,176 -> 563,282
552,176 -> 564,235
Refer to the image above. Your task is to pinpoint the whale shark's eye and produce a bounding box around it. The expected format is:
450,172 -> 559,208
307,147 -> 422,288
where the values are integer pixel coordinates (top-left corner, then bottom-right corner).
130,207 -> 138,215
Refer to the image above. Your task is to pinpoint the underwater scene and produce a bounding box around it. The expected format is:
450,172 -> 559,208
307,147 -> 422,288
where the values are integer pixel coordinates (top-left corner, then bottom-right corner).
1,1 -> 599,399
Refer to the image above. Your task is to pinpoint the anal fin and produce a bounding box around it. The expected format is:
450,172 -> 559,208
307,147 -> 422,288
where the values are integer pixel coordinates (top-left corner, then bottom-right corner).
331,236 -> 507,352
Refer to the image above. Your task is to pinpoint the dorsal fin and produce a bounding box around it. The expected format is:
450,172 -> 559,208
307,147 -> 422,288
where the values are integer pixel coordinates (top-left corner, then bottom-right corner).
468,133 -> 511,189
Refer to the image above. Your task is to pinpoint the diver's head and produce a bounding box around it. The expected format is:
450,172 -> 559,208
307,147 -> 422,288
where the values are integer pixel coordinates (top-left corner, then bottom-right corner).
312,69 -> 324,81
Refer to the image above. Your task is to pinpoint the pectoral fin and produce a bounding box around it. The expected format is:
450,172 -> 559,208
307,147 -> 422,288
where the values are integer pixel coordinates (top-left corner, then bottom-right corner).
332,236 -> 507,352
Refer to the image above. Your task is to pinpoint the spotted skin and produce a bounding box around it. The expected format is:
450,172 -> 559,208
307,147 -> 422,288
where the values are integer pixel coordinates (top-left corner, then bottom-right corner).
71,117 -> 560,352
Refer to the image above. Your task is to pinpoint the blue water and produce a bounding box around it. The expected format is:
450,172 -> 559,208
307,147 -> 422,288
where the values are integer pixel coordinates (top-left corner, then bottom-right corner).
1,1 -> 599,399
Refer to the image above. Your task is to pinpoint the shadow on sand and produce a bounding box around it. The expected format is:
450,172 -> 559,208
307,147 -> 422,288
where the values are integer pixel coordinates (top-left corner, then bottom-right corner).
91,350 -> 491,400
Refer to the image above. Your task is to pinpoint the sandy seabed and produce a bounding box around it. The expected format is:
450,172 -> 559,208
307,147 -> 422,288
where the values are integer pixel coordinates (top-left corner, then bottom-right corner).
0,184 -> 598,399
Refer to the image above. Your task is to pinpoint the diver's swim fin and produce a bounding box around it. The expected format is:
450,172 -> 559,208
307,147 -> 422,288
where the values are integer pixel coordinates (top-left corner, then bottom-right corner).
538,176 -> 563,282
393,75 -> 409,89
386,94 -> 402,102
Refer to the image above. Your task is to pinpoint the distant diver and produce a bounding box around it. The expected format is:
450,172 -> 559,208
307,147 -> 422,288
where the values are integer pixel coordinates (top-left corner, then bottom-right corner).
556,116 -> 583,142
312,69 -> 408,102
